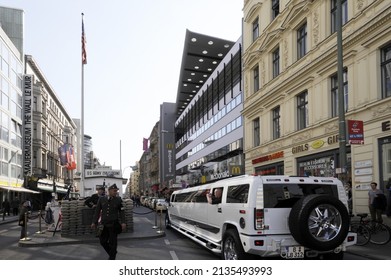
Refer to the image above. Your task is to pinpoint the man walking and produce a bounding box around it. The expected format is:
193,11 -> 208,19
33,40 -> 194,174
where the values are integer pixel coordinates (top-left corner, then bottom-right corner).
91,184 -> 126,260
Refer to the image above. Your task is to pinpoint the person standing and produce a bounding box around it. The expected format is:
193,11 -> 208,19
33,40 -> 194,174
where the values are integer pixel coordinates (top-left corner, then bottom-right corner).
84,186 -> 105,208
368,182 -> 385,223
18,201 -> 31,240
91,184 -> 126,260
12,197 -> 20,216
2,199 -> 10,219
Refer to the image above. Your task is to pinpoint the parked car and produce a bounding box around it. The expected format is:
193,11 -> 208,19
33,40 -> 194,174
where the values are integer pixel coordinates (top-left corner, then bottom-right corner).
155,198 -> 168,211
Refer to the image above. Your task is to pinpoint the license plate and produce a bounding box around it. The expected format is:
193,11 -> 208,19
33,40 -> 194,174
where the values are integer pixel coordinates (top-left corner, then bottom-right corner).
286,246 -> 305,259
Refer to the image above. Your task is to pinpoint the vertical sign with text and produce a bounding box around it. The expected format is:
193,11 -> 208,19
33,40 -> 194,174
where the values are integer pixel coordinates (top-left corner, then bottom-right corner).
23,75 -> 33,176
347,119 -> 364,145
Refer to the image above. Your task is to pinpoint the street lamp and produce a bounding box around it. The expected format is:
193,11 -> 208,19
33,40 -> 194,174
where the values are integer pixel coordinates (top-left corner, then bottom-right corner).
337,0 -> 348,183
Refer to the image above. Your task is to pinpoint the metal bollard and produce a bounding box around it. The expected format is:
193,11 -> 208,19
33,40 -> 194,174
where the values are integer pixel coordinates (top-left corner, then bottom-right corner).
156,209 -> 164,234
152,208 -> 158,229
20,211 -> 31,241
36,210 -> 45,234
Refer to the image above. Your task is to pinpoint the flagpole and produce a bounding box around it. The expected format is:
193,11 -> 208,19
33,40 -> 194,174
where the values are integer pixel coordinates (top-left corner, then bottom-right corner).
81,12 -> 86,197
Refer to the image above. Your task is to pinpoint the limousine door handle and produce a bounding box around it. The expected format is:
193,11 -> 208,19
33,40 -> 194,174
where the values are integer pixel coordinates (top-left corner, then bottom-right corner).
218,207 -> 222,213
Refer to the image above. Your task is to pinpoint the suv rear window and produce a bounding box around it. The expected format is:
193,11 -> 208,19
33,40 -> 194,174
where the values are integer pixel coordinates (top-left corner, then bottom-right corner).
263,183 -> 339,208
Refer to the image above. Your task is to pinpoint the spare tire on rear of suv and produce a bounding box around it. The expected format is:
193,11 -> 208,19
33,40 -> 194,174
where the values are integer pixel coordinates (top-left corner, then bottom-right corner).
288,194 -> 350,251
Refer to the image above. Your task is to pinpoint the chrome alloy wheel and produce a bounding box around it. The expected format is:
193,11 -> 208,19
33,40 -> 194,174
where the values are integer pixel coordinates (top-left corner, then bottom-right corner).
223,237 -> 238,260
308,204 -> 342,242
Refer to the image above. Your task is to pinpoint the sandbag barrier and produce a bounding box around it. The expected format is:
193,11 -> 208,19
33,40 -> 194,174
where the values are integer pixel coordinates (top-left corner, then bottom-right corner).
60,199 -> 134,237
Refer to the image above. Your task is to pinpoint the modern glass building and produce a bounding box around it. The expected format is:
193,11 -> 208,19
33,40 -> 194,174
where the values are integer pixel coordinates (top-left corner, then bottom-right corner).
0,7 -> 31,202
174,30 -> 243,187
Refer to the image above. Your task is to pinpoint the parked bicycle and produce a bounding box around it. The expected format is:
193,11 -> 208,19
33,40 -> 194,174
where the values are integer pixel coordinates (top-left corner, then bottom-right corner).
350,214 -> 371,246
350,213 -> 391,245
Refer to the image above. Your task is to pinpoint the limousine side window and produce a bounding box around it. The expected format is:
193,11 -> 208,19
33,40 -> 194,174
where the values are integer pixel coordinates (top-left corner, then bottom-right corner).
263,183 -> 339,208
227,184 -> 249,203
193,190 -> 208,203
174,191 -> 197,202
207,188 -> 223,204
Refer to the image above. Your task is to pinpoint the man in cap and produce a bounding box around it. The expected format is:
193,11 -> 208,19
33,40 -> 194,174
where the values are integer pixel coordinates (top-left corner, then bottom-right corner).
91,184 -> 126,260
84,185 -> 105,208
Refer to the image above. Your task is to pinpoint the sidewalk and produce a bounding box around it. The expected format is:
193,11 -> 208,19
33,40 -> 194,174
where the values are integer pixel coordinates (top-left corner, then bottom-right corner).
0,209 -> 165,247
346,215 -> 391,260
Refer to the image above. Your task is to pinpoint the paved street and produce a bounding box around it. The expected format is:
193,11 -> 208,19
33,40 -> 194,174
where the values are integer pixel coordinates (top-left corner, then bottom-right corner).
0,207 -> 390,260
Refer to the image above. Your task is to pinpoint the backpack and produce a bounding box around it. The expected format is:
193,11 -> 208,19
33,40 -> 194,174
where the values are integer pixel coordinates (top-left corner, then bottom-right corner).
373,193 -> 387,210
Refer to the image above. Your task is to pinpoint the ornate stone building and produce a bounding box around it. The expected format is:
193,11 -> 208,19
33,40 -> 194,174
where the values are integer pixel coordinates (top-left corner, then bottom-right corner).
242,0 -> 391,213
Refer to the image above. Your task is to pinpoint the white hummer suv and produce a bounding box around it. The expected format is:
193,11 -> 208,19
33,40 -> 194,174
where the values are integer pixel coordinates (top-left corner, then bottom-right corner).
166,175 -> 356,260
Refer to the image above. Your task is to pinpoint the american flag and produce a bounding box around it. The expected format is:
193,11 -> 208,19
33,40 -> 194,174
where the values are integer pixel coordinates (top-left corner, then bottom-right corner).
82,16 -> 87,64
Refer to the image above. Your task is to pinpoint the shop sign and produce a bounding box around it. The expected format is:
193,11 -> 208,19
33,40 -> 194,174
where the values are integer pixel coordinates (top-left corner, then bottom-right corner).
354,160 -> 372,169
354,168 -> 372,176
355,175 -> 373,183
382,121 -> 390,131
347,120 -> 364,144
210,170 -> 230,180
252,151 -> 284,164
311,140 -> 325,149
23,75 -> 33,176
292,144 -> 309,154
229,166 -> 242,175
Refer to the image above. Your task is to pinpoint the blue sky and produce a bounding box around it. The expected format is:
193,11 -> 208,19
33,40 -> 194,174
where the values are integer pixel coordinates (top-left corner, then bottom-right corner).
1,0 -> 243,178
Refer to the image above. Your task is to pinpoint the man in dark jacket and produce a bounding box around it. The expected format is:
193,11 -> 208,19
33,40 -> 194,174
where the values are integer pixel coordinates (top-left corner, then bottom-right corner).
91,184 -> 126,260
84,186 -> 105,208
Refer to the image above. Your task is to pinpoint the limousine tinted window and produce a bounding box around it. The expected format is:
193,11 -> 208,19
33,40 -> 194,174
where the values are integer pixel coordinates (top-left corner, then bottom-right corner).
227,184 -> 249,203
193,190 -> 208,203
263,183 -> 339,208
174,191 -> 197,202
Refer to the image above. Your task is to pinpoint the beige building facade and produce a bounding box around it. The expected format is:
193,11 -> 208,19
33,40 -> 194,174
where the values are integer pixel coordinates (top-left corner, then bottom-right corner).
242,0 -> 391,214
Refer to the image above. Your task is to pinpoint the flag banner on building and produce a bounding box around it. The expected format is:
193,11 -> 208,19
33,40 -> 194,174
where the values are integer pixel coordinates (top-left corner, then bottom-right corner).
66,145 -> 77,170
82,14 -> 87,64
58,145 -> 67,165
143,137 -> 149,151
58,144 -> 77,170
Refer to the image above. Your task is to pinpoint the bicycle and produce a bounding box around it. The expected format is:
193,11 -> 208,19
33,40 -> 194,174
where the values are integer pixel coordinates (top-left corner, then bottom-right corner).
350,213 -> 391,245
350,215 -> 371,246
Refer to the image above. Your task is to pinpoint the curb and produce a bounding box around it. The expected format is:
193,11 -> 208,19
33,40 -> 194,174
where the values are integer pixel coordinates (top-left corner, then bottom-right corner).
18,231 -> 166,247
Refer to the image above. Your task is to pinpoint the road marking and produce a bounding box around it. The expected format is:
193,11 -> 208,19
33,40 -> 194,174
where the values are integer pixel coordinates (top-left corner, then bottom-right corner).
170,250 -> 178,260
164,239 -> 170,245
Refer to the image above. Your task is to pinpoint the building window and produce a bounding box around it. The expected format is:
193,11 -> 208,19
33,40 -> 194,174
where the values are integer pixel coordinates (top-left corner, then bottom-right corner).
253,65 -> 259,93
297,22 -> 307,60
252,17 -> 259,42
253,117 -> 260,147
331,69 -> 348,117
272,106 -> 280,139
297,91 -> 308,130
331,0 -> 348,33
272,47 -> 280,78
381,43 -> 391,99
272,0 -> 279,20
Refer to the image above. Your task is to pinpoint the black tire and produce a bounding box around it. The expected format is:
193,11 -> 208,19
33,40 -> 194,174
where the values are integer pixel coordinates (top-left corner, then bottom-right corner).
222,229 -> 246,260
165,213 -> 171,229
368,221 -> 391,245
288,194 -> 350,251
350,222 -> 370,246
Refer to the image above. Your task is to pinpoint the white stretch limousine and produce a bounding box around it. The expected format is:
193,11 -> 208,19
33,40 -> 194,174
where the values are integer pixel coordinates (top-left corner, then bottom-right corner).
166,175 -> 356,260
